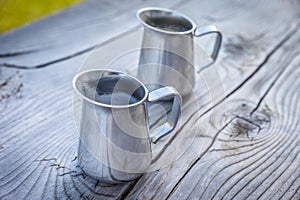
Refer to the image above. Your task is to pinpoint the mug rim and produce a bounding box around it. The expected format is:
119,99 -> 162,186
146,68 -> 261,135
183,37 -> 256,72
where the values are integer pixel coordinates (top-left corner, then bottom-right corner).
136,7 -> 197,35
73,69 -> 149,108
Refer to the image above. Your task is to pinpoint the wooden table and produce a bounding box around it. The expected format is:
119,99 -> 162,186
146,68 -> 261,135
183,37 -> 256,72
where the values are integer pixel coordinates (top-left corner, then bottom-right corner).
1,0 -> 300,199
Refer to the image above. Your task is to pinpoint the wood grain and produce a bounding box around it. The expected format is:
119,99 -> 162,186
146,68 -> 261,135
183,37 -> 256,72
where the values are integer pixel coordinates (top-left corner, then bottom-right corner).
0,0 -> 300,199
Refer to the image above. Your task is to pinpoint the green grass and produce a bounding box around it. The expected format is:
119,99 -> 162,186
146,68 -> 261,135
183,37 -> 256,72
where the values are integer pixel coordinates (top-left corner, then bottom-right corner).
0,0 -> 82,34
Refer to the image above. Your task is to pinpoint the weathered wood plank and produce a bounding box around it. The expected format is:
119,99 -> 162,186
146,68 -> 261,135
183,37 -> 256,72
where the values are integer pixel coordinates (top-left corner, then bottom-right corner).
1,0 -> 300,199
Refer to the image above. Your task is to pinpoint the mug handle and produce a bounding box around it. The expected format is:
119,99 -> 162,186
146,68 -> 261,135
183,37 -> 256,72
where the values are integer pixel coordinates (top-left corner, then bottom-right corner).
147,86 -> 182,143
194,25 -> 222,71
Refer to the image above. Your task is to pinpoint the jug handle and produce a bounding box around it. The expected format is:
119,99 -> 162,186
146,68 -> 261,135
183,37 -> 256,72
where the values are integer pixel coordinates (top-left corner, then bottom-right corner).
147,86 -> 182,143
194,25 -> 222,71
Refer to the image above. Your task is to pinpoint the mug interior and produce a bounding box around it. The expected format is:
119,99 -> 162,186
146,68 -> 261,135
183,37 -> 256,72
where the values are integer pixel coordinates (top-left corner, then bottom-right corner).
138,8 -> 194,33
74,70 -> 147,107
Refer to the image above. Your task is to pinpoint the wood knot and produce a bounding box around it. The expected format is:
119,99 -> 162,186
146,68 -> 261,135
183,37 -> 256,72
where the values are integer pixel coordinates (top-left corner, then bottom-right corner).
224,33 -> 265,61
0,70 -> 23,110
222,100 -> 271,140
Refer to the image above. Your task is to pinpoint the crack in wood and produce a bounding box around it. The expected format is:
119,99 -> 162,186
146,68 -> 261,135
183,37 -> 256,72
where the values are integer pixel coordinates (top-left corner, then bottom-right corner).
1,46 -> 96,69
165,117 -> 236,199
33,158 -> 57,162
116,177 -> 141,200
71,156 -> 78,162
71,172 -> 87,180
50,163 -> 67,169
0,28 -> 138,70
94,180 -> 99,188
58,170 -> 76,176
0,73 -> 15,89
250,54 -> 299,115
0,49 -> 38,57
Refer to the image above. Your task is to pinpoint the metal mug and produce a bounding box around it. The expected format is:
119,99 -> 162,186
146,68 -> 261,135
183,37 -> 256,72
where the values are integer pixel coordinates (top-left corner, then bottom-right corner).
136,7 -> 222,97
73,69 -> 182,183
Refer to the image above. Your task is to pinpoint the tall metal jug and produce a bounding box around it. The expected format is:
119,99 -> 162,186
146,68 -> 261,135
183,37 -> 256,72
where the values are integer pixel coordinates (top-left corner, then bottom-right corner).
137,7 -> 222,97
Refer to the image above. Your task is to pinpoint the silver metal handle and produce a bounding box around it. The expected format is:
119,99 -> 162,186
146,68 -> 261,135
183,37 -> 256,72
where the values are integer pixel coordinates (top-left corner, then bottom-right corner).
194,25 -> 222,70
147,86 -> 182,143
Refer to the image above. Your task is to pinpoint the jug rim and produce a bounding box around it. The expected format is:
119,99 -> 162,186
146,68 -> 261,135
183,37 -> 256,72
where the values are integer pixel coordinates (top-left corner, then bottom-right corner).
73,69 -> 149,108
137,7 -> 197,35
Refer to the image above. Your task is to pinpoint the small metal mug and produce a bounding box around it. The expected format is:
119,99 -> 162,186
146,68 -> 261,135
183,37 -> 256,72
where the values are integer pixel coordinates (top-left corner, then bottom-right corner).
136,7 -> 222,97
73,69 -> 181,183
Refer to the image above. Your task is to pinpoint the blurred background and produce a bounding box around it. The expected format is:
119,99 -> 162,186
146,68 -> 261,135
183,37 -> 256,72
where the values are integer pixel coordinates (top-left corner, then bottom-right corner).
0,0 -> 82,34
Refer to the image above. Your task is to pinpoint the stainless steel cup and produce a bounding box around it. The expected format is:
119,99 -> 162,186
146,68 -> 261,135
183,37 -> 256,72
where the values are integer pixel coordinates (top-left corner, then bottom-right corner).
73,69 -> 181,183
136,7 -> 222,97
